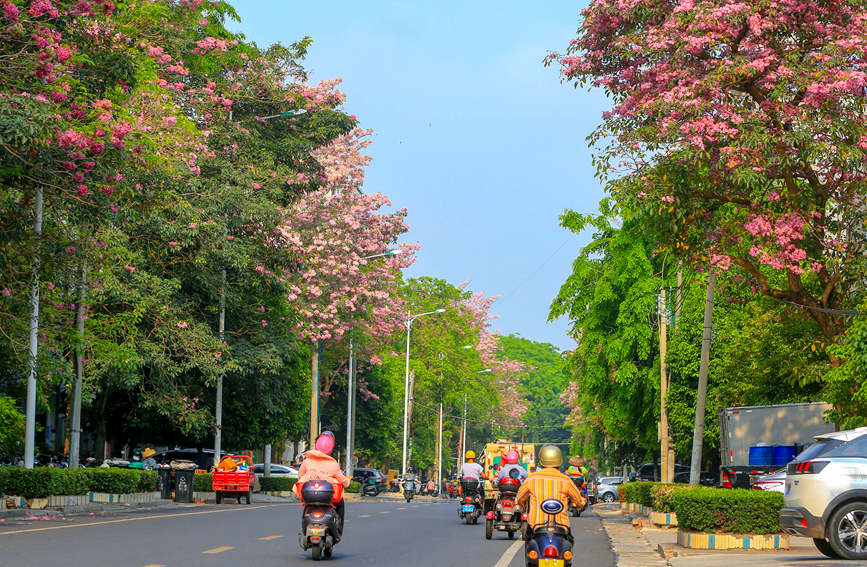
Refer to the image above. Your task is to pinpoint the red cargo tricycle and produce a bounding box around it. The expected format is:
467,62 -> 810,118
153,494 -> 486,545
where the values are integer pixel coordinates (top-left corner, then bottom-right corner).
213,454 -> 254,505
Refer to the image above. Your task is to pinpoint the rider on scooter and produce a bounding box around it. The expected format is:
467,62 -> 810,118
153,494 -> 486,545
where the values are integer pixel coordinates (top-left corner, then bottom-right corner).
515,445 -> 585,543
497,450 -> 528,482
293,431 -> 351,528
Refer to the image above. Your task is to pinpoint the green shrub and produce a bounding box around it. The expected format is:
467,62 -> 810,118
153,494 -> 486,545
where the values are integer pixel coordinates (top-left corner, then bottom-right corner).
137,470 -> 157,492
650,483 -> 685,513
346,481 -> 361,493
259,477 -> 295,492
0,467 -> 90,498
622,481 -> 656,506
194,472 -> 214,492
86,469 -> 141,494
674,488 -> 783,534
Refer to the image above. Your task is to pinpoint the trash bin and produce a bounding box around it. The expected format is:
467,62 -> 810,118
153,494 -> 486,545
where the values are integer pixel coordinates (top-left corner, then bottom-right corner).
157,466 -> 172,499
174,469 -> 194,503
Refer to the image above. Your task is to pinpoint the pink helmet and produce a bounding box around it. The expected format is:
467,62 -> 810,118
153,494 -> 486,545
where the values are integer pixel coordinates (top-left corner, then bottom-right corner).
505,450 -> 520,465
315,431 -> 335,455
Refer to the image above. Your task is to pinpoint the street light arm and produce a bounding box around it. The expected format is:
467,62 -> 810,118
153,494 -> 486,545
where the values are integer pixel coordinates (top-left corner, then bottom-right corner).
409,308 -> 446,322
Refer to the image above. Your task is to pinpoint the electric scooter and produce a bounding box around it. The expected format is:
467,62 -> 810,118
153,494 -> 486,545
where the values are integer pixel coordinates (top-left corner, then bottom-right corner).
298,480 -> 343,561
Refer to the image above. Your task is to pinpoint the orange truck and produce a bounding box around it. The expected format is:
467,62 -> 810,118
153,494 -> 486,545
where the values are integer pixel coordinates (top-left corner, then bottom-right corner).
212,454 -> 254,504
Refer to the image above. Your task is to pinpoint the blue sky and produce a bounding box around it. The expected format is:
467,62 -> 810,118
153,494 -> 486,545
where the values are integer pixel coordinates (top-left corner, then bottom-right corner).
231,1 -> 606,350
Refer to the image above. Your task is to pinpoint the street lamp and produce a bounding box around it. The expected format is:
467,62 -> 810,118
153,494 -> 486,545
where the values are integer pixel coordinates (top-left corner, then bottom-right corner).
215,107 -> 307,470
401,308 -> 446,476
344,248 -> 402,476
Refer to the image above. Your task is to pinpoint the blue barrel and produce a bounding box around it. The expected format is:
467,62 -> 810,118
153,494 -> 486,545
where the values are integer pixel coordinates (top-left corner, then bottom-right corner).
749,446 -> 774,466
773,445 -> 797,466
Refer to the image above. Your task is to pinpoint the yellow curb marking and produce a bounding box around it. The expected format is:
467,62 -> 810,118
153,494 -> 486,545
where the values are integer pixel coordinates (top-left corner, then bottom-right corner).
359,514 -> 371,518
258,535 -> 284,540
202,546 -> 234,554
0,505 -> 273,536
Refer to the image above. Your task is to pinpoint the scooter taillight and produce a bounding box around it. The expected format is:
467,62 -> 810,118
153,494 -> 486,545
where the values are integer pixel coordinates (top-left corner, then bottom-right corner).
543,545 -> 559,558
311,510 -> 324,519
521,513 -> 528,521
486,511 -> 495,519
465,496 -> 472,503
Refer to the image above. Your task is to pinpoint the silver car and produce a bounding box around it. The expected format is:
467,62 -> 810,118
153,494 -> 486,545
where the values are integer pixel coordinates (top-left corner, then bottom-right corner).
780,426 -> 867,560
593,476 -> 624,503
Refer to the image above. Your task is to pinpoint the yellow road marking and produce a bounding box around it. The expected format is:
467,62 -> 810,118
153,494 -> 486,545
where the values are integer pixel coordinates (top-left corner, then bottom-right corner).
142,564 -> 165,567
203,546 -> 233,554
258,535 -> 284,540
359,514 -> 371,518
379,510 -> 390,514
398,507 -> 407,510
0,505 -> 273,536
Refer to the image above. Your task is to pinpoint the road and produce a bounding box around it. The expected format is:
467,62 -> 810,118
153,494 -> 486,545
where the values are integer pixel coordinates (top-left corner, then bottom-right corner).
0,499 -> 615,567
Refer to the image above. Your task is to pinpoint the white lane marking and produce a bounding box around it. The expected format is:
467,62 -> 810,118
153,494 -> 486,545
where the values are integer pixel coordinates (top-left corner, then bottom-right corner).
493,539 -> 523,567
0,505 -> 272,536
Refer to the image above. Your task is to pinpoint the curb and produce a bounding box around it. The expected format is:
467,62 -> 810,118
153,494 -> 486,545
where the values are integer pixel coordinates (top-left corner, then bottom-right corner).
1,499 -> 177,519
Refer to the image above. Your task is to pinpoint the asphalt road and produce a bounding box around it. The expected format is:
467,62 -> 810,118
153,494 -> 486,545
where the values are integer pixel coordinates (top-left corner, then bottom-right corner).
0,499 -> 615,567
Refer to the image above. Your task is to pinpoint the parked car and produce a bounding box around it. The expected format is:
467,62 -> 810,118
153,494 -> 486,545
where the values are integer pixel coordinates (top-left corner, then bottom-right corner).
593,476 -> 624,503
780,426 -> 867,560
750,468 -> 786,492
151,448 -> 215,470
252,464 -> 298,478
353,467 -> 387,495
633,463 -> 689,482
673,471 -> 719,487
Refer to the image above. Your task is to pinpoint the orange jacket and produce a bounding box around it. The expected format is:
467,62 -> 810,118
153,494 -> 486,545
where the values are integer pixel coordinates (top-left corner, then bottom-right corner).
292,450 -> 350,498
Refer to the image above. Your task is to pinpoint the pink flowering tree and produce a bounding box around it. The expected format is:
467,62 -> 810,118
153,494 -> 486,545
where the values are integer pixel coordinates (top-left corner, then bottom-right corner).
549,0 -> 867,343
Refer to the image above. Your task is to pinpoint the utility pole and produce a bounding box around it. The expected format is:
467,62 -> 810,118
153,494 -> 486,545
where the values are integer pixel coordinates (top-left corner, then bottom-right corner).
407,369 -> 415,466
460,393 -> 467,468
659,289 -> 672,483
310,339 -> 320,447
264,443 -> 271,477
24,186 -> 43,469
345,336 -> 355,476
690,267 -> 715,486
69,256 -> 87,469
214,267 -> 226,467
436,402 -> 443,496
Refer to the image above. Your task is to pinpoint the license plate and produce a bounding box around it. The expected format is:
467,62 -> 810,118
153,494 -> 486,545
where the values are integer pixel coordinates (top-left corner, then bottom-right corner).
462,504 -> 475,512
539,560 -> 564,567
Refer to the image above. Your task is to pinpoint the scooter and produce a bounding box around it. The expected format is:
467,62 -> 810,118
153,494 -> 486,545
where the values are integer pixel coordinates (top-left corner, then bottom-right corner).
402,476 -> 415,502
525,499 -> 573,567
458,478 -> 483,524
298,480 -> 343,561
485,476 -> 523,540
568,478 -> 588,517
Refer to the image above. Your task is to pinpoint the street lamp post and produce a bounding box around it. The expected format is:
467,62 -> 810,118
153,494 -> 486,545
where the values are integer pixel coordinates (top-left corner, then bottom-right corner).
401,308 -> 445,477
344,249 -> 402,477
216,107 -> 307,470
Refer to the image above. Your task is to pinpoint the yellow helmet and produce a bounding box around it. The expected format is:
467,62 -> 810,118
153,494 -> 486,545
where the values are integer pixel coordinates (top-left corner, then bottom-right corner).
465,450 -> 476,461
142,448 -> 156,459
538,445 -> 563,468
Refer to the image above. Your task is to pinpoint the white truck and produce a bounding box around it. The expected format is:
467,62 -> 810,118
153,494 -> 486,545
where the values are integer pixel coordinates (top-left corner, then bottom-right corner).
718,401 -> 833,488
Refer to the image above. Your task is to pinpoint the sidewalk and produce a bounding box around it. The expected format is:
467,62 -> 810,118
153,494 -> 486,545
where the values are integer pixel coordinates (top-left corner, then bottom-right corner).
595,503 -> 864,567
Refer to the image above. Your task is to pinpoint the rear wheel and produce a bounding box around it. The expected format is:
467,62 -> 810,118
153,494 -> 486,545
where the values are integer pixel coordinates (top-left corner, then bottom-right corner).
465,516 -> 473,525
244,490 -> 251,505
311,544 -> 322,561
828,502 -> 867,560
215,491 -> 222,504
485,519 -> 493,539
813,538 -> 841,559
508,530 -> 515,539
324,546 -> 333,558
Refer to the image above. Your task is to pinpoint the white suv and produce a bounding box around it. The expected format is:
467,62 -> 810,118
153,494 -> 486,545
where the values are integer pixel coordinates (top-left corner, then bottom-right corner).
780,427 -> 867,560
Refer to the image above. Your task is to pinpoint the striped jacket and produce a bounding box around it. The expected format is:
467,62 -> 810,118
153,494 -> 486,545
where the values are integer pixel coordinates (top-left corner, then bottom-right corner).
516,468 -> 585,529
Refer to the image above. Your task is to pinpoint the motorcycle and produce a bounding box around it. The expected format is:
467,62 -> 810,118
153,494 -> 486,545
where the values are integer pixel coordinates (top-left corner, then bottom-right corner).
485,476 -> 523,540
567,477 -> 588,517
402,476 -> 415,502
298,480 -> 343,561
458,478 -> 483,525
525,498 -> 573,567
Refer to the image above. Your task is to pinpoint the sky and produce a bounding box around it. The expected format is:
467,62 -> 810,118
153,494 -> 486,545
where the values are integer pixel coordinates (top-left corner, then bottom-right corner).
231,1 -> 606,351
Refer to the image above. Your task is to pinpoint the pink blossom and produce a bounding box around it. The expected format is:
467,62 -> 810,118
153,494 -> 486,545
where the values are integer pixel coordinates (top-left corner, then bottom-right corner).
261,320 -> 268,327
176,321 -> 188,329
660,195 -> 675,203
76,184 -> 88,196
188,222 -> 197,229
168,241 -> 178,246
3,2 -> 19,21
255,265 -> 265,274
1,288 -> 10,296
123,265 -> 135,272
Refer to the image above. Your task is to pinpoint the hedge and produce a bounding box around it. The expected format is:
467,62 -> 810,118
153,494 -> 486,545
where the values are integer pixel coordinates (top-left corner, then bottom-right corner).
673,487 -> 784,534
622,481 -> 655,507
194,473 -> 214,492
0,467 -> 156,498
346,481 -> 361,493
650,483 -> 686,513
259,477 -> 295,492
